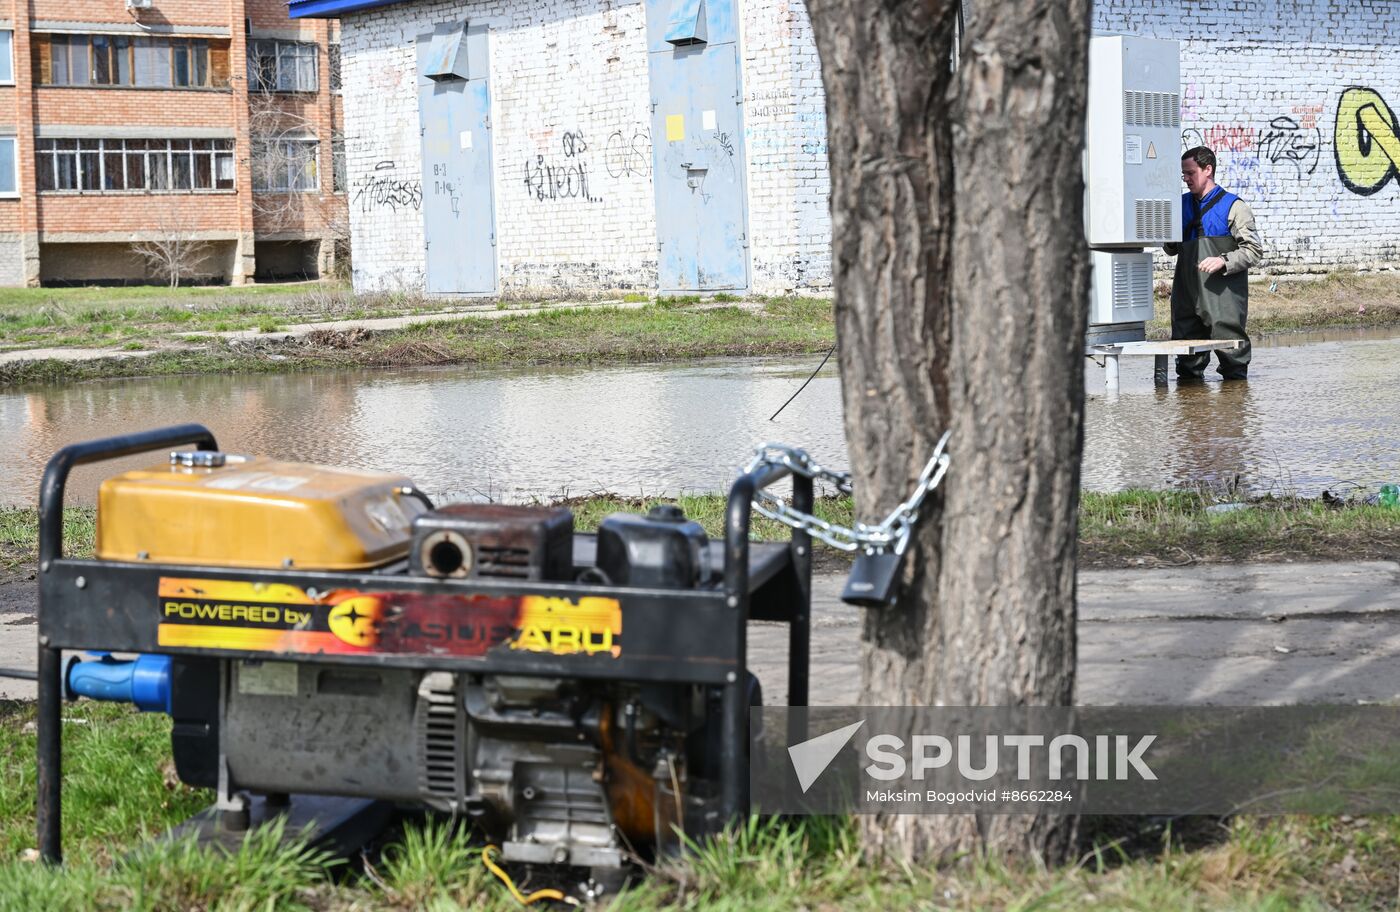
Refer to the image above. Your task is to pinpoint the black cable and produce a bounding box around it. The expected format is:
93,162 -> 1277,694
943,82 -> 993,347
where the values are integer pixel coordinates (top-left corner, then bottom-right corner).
0,666 -> 38,682
400,486 -> 436,510
769,343 -> 836,422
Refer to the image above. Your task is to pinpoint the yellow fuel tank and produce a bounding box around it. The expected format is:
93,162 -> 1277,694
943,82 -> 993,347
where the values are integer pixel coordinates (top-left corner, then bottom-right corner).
96,454 -> 426,570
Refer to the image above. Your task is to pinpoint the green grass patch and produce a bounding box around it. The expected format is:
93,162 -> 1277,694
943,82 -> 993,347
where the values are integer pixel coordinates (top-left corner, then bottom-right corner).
0,731 -> 1393,912
0,297 -> 837,385
0,507 -> 94,577
1079,489 -> 1400,566
0,701 -> 210,861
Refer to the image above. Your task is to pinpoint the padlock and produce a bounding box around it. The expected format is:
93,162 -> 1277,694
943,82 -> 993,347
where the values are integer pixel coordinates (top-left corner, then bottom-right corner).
841,547 -> 906,608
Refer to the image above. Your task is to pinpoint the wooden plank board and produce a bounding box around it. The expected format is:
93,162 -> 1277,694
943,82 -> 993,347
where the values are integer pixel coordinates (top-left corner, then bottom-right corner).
1087,339 -> 1243,356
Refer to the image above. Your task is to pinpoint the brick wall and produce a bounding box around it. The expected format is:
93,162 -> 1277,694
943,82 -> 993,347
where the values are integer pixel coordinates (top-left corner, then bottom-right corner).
1094,0 -> 1400,274
0,1 -> 348,286
339,0 -> 834,295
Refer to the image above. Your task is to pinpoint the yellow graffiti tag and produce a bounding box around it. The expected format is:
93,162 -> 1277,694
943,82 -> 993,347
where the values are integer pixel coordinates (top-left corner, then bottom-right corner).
1335,87 -> 1400,196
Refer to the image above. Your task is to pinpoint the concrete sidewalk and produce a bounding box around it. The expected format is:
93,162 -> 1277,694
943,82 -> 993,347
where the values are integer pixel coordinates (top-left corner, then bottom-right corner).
4,561 -> 1398,704
751,561 -> 1400,706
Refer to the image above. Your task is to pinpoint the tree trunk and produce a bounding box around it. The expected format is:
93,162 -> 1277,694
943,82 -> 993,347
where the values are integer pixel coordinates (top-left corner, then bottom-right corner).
806,0 -> 1091,864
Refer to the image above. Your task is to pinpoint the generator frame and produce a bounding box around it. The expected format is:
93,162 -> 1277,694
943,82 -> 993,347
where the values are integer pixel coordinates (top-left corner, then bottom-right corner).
35,425 -> 814,864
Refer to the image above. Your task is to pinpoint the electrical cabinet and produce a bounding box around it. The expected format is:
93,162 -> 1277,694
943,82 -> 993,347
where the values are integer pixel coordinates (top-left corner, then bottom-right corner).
1085,36 -> 1182,249
1088,250 -> 1154,325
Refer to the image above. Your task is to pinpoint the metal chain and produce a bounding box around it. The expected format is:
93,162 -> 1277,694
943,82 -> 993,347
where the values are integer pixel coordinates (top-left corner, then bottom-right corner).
741,431 -> 951,554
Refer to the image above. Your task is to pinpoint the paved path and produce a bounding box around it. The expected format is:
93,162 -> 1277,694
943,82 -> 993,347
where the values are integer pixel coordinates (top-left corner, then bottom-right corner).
5,562 -> 1399,704
751,561 -> 1400,706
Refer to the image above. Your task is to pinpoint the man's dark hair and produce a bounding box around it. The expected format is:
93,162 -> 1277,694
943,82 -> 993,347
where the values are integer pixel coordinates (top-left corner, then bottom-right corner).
1181,146 -> 1216,172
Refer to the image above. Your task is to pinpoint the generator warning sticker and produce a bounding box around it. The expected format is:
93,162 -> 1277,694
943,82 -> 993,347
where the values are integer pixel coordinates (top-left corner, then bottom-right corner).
157,578 -> 622,659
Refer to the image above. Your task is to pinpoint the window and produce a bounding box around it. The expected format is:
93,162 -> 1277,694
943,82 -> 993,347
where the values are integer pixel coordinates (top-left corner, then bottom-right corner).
0,30 -> 14,84
253,139 -> 319,191
36,138 -> 234,192
0,138 -> 17,195
38,34 -> 228,88
247,39 -> 318,93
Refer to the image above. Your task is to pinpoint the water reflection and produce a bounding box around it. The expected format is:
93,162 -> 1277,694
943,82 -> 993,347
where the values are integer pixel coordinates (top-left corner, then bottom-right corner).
2,326 -> 1398,506
0,359 -> 850,506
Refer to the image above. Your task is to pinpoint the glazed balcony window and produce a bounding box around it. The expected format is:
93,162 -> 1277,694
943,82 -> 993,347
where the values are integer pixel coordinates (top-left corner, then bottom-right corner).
35,34 -> 231,89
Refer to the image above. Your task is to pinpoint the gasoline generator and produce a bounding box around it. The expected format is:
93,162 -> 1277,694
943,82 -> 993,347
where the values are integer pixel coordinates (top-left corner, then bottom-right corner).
35,425 -> 814,874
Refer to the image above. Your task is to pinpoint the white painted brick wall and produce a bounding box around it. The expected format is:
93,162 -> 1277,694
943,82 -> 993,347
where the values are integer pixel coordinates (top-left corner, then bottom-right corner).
344,0 -> 1395,296
1094,0 -> 1400,274
741,0 -> 831,294
343,0 -> 657,294
340,0 -> 834,296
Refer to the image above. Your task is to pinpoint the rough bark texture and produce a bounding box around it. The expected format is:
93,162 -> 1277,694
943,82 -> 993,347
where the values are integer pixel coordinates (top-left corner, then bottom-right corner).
807,0 -> 1091,864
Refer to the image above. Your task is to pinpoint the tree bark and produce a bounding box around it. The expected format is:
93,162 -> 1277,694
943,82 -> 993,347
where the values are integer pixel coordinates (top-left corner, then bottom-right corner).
806,0 -> 1091,864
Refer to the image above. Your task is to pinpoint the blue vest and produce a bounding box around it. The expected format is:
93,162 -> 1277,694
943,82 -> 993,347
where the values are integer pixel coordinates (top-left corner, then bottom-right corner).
1181,187 -> 1238,242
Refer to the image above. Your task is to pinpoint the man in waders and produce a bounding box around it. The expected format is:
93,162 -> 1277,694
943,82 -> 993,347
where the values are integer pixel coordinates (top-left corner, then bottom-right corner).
1164,146 -> 1263,381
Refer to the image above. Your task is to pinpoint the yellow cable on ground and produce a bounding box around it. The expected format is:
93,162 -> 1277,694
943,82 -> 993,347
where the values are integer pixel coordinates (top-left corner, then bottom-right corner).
482,844 -> 579,907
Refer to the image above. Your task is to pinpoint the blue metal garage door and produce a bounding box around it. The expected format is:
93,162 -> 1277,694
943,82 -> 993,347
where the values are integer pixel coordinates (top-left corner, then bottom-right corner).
646,0 -> 750,292
417,22 -> 497,294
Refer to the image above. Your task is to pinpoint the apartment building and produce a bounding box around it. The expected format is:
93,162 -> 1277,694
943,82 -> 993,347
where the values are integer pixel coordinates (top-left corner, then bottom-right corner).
0,0 -> 346,287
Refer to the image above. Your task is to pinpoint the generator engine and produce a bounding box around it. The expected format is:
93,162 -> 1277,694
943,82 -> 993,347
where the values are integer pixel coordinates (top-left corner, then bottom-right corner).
79,453 -> 747,872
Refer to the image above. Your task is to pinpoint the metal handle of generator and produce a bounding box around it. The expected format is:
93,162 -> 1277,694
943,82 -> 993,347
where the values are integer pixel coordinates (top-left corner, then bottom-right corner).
37,424 -> 220,865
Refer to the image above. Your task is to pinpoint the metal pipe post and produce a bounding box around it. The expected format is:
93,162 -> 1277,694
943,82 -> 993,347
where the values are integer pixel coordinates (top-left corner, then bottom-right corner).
36,645 -> 61,864
721,474 -> 754,823
36,424 -> 218,863
788,474 -> 812,708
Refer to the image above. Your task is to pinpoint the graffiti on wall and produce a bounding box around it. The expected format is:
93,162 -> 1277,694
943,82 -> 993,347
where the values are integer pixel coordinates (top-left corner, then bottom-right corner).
523,129 -> 602,203
1256,115 -> 1322,178
1335,87 -> 1400,196
353,161 -> 423,213
603,126 -> 652,180
522,124 -> 656,203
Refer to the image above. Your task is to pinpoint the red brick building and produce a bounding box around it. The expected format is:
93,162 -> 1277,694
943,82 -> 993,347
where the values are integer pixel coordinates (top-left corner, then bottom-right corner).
0,0 -> 346,286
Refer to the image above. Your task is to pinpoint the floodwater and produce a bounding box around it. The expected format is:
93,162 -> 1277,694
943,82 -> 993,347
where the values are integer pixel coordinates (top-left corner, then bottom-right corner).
1,325 -> 1397,506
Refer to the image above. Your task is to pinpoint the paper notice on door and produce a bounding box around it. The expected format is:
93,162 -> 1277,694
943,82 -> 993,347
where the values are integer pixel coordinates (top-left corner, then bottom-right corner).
666,114 -> 685,142
459,130 -> 473,150
702,109 -> 717,130
1124,135 -> 1144,165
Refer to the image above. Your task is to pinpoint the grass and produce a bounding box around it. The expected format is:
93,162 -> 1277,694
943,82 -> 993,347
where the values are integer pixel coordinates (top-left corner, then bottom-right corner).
0,296 -> 837,386
0,701 -> 209,862
0,508 -> 94,577
0,706 -> 1395,912
0,282 -> 449,351
1077,488 -> 1400,567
